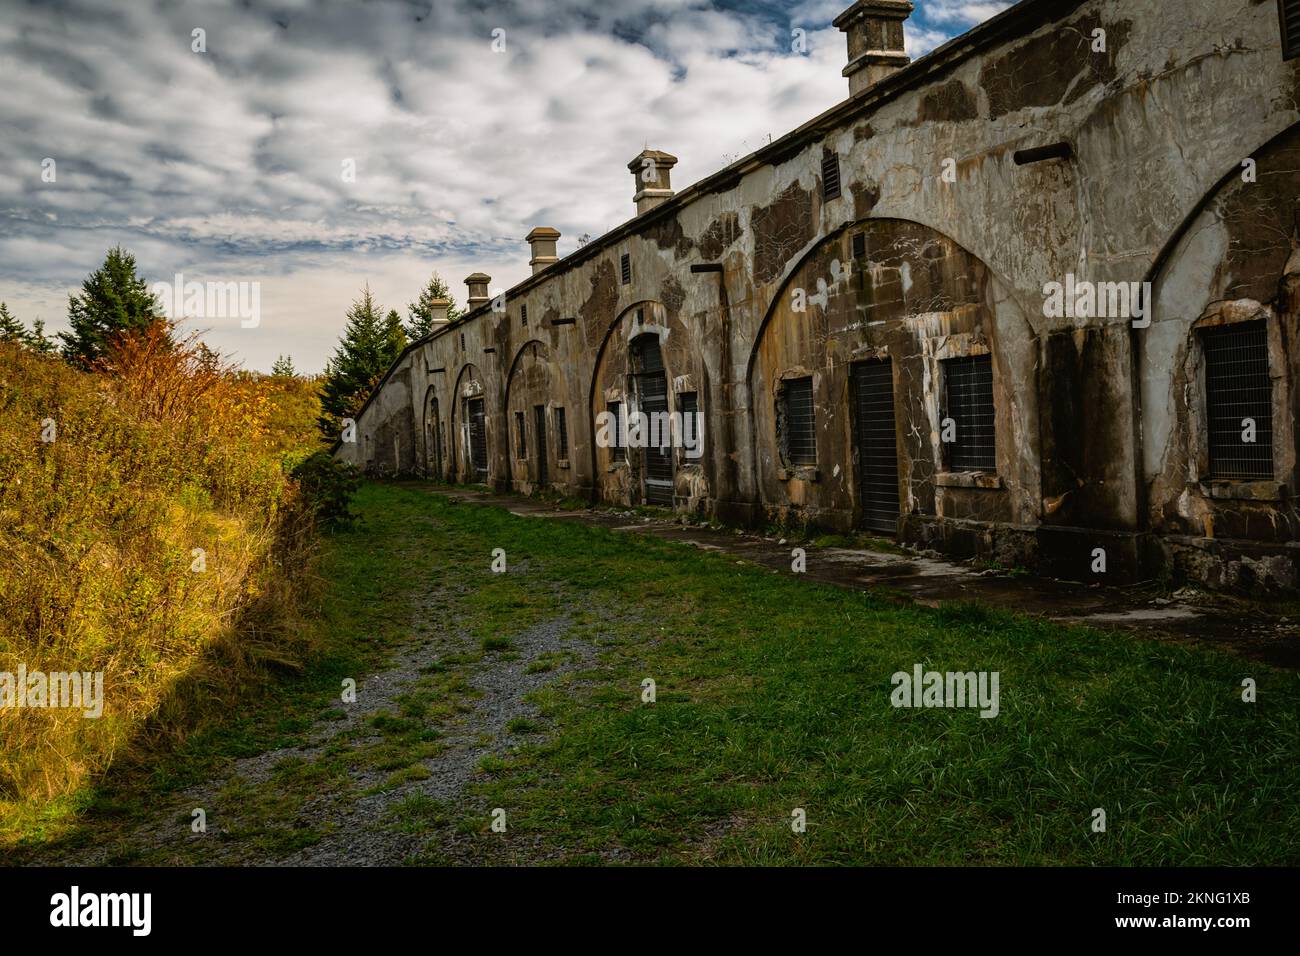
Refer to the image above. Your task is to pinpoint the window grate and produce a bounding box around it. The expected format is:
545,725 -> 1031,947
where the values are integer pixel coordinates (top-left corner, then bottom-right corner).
851,232 -> 866,260
821,150 -> 841,201
620,253 -> 632,285
783,377 -> 817,466
1204,321 -> 1273,480
515,410 -> 526,459
520,304 -> 527,326
1281,0 -> 1300,60
608,402 -> 625,461
943,354 -> 996,472
556,407 -> 568,458
678,391 -> 699,458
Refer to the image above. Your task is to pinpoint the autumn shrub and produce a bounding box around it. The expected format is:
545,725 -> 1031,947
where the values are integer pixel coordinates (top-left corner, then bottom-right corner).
0,326 -> 321,840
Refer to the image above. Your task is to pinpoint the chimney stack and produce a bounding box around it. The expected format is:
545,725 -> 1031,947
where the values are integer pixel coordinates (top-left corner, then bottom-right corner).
834,1 -> 913,97
429,297 -> 451,327
628,149 -> 678,215
525,227 -> 561,275
464,272 -> 491,310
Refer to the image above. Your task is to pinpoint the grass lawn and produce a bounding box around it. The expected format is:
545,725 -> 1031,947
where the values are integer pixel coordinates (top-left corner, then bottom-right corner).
19,481 -> 1300,865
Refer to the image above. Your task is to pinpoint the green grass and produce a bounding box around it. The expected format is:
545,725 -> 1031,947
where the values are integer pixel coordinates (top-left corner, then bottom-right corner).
18,480 -> 1300,866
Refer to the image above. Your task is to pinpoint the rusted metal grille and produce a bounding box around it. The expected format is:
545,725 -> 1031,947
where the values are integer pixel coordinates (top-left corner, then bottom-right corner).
515,410 -> 526,459
1204,321 -> 1273,480
468,398 -> 488,481
943,354 -> 995,472
853,360 -> 900,533
821,150 -> 841,200
783,377 -> 817,466
1281,0 -> 1300,60
620,253 -> 632,285
556,406 -> 568,458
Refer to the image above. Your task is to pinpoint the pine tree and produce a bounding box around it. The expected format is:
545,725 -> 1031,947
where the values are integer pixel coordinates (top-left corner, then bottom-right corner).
0,304 -> 56,353
318,284 -> 394,441
60,246 -> 162,367
27,319 -> 57,354
384,308 -> 408,358
0,302 -> 25,343
405,272 -> 462,340
271,354 -> 296,377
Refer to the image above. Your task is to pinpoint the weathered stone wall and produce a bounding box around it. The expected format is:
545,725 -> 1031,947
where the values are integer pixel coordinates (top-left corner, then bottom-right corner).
338,0 -> 1300,591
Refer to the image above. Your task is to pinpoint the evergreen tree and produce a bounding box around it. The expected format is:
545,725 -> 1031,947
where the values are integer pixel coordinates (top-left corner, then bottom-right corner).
404,272 -> 461,340
27,319 -> 57,354
384,308 -> 408,358
60,246 -> 161,367
271,354 -> 296,377
0,304 -> 57,353
0,302 -> 25,343
318,284 -> 394,441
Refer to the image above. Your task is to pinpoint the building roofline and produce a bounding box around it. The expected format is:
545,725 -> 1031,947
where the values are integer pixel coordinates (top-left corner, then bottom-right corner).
335,0 -> 1085,444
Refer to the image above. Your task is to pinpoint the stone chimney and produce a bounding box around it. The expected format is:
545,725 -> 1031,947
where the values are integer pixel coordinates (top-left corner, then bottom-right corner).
525,227 -> 561,275
834,0 -> 913,97
428,297 -> 451,327
628,149 -> 678,215
464,272 -> 491,310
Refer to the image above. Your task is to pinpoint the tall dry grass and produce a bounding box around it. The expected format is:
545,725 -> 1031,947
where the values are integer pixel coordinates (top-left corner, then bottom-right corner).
0,326 -> 321,839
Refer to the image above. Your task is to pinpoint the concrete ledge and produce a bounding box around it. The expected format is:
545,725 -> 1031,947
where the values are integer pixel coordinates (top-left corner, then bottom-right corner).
935,471 -> 1003,490
1199,480 -> 1286,502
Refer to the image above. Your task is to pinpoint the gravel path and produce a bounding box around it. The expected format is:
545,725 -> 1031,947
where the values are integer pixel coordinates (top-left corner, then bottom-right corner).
38,583 -> 600,867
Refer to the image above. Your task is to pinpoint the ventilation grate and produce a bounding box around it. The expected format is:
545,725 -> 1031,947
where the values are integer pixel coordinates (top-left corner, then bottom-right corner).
821,150 -> 841,201
620,253 -> 632,285
1281,0 -> 1300,60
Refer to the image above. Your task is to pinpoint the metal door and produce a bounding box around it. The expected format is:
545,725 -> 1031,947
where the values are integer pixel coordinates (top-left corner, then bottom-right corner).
468,398 -> 488,483
852,360 -> 900,534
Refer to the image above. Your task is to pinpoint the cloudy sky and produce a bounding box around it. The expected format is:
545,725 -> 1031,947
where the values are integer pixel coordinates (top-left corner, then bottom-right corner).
0,0 -> 1007,373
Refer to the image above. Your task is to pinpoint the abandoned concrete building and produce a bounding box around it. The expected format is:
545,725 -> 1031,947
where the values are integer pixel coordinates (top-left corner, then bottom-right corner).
335,0 -> 1300,593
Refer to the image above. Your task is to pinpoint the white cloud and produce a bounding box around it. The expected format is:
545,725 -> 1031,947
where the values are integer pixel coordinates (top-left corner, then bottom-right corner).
0,0 -> 996,372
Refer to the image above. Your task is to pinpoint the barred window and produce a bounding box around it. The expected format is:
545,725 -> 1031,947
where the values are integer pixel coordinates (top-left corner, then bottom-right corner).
521,304 -> 528,327
677,392 -> 700,458
556,406 -> 568,458
608,402 -> 625,461
781,377 -> 817,466
515,410 -> 526,459
1204,321 -> 1273,480
621,253 -> 632,285
942,354 -> 995,472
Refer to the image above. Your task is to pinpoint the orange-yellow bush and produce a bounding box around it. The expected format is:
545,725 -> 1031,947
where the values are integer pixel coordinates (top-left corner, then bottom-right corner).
0,329 -> 320,840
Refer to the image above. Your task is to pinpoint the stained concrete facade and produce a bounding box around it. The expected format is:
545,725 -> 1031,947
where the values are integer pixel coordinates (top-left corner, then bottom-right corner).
337,0 -> 1300,593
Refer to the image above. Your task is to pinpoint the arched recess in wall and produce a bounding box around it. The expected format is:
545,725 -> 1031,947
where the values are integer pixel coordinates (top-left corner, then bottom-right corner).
504,339 -> 554,491
744,217 -> 1039,534
1140,120 -> 1300,544
449,362 -> 489,484
586,299 -> 707,509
